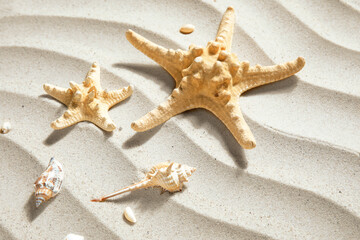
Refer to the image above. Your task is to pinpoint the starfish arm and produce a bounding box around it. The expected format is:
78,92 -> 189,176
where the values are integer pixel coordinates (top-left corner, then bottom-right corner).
43,84 -> 72,106
51,109 -> 83,130
84,62 -> 102,91
104,85 -> 133,109
126,29 -> 186,84
204,99 -> 256,149
89,107 -> 117,131
215,6 -> 235,51
131,90 -> 193,132
235,57 -> 305,94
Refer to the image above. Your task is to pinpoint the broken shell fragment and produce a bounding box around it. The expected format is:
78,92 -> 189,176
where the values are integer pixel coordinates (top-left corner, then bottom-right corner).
124,207 -> 136,223
180,24 -> 195,34
63,233 -> 84,240
0,121 -> 11,134
34,157 -> 64,207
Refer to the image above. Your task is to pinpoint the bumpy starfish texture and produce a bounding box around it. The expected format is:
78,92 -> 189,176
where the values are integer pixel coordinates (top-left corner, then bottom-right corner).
126,7 -> 305,149
43,62 -> 133,131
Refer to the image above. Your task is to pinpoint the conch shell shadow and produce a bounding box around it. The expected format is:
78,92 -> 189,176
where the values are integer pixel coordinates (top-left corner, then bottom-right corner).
0,224 -> 16,240
24,193 -> 50,222
105,188 -> 173,212
112,63 -> 175,93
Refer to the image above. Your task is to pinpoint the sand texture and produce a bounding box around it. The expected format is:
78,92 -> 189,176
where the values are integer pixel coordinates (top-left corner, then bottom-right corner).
0,0 -> 360,239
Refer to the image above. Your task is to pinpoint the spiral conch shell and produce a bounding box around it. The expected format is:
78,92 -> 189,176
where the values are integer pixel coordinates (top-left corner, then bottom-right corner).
91,162 -> 196,202
34,158 -> 64,207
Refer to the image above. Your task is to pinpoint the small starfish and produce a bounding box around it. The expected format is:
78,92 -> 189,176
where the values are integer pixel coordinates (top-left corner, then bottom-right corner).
126,7 -> 305,149
43,62 -> 133,131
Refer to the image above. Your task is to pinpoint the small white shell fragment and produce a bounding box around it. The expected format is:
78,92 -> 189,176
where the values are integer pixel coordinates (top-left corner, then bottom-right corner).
63,233 -> 84,240
180,24 -> 195,34
124,207 -> 136,223
0,121 -> 11,134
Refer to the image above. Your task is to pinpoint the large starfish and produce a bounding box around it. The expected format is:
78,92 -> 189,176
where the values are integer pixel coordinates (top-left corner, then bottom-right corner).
126,7 -> 305,149
43,62 -> 133,131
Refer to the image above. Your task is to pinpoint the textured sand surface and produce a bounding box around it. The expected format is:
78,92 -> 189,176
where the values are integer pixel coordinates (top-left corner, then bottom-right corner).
0,0 -> 360,239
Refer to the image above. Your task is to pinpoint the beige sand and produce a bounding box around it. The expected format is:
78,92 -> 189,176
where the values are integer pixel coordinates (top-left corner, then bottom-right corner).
0,0 -> 359,239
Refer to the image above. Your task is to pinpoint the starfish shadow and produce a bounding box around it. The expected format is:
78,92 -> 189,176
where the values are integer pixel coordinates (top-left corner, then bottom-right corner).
112,63 -> 175,92
122,125 -> 163,149
24,193 -> 50,222
243,75 -> 298,96
103,130 -> 114,140
38,94 -> 54,100
182,77 -> 298,164
43,125 -> 75,146
39,94 -> 68,114
183,109 -> 248,169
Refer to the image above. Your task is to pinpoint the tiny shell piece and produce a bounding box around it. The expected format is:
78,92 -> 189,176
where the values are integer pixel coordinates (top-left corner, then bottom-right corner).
0,121 -> 11,134
180,24 -> 195,34
34,157 -> 64,207
124,207 -> 136,223
63,233 -> 84,240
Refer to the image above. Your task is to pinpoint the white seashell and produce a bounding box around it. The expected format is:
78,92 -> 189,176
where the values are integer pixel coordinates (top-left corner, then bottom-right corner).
180,24 -> 195,34
1,121 -> 11,134
124,207 -> 136,223
34,157 -> 64,207
63,233 -> 84,240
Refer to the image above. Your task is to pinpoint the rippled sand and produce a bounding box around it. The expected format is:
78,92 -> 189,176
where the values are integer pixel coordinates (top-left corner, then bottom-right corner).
0,1 -> 359,239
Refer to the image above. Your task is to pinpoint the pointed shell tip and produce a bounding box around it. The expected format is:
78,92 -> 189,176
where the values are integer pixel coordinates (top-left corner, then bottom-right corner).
125,29 -> 134,37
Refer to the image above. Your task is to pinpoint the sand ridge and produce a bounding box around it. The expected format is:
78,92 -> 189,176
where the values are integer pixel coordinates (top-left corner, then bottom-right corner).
0,0 -> 360,239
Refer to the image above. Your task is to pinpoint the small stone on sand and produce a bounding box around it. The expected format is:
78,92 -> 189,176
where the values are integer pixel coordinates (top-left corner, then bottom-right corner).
180,24 -> 195,34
